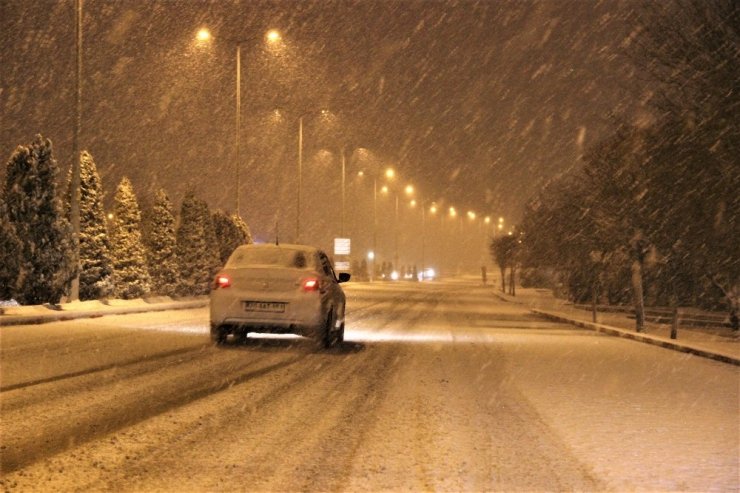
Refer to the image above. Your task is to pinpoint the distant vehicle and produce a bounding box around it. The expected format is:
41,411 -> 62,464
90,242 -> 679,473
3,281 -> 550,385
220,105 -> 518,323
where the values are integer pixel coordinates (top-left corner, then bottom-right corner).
210,243 -> 350,348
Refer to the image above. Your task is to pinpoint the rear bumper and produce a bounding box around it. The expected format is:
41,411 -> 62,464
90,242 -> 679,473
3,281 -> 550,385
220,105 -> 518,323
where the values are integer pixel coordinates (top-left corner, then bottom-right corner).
210,291 -> 324,337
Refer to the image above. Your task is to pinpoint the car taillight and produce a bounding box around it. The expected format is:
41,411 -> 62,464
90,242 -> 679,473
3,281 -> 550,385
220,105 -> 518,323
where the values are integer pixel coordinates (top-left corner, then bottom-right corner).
302,277 -> 319,292
214,274 -> 231,289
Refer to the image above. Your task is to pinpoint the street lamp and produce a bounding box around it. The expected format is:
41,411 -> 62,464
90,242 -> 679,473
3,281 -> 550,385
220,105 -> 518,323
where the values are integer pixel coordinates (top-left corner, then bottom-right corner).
196,27 -> 282,218
360,166 -> 395,279
381,177 -> 413,271
196,28 -> 211,42
296,109 -> 336,242
69,0 -> 83,301
405,187 -> 433,281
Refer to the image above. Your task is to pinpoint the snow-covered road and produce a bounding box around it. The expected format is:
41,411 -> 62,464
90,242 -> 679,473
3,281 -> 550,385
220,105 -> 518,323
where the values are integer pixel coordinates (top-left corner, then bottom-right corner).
1,280 -> 737,492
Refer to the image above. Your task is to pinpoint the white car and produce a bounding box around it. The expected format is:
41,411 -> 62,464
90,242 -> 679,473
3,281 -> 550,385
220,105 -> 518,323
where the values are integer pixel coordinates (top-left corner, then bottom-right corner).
210,243 -> 350,348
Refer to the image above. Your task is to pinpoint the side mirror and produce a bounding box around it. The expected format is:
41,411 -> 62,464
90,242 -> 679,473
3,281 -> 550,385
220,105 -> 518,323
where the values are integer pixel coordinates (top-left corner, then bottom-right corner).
337,272 -> 351,283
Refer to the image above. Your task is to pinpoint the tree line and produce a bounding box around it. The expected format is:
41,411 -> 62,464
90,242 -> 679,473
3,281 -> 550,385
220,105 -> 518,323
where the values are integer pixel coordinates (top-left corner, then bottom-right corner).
1,136 -> 252,305
490,1 -> 739,330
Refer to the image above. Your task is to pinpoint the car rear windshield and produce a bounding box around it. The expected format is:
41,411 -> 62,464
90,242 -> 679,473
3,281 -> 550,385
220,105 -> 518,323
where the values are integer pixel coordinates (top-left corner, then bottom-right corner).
226,248 -> 315,270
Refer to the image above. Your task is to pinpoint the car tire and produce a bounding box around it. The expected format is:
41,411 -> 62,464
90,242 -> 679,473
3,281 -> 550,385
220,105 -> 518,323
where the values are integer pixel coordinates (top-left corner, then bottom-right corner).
211,324 -> 227,345
234,330 -> 248,344
317,311 -> 335,349
336,321 -> 345,344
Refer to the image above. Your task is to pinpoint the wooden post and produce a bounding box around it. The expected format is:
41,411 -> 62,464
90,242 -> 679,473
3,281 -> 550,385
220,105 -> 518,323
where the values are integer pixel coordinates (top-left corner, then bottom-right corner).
670,306 -> 679,339
592,286 -> 598,323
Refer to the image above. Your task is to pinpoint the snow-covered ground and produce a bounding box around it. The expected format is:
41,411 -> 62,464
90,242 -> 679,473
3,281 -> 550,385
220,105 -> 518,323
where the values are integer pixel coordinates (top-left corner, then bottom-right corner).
1,280 -> 737,492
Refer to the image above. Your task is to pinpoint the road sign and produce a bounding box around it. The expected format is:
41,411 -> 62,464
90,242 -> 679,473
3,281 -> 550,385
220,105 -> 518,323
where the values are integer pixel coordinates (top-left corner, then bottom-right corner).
334,238 -> 351,255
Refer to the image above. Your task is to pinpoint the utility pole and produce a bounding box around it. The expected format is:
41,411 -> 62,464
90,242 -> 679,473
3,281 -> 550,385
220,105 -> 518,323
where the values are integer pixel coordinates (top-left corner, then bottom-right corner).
341,147 -> 346,237
235,42 -> 241,217
296,116 -> 303,242
69,0 -> 83,302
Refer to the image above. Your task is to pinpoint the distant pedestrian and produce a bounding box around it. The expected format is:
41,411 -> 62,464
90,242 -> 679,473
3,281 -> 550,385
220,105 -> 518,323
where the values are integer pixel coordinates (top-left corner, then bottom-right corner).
481,266 -> 487,286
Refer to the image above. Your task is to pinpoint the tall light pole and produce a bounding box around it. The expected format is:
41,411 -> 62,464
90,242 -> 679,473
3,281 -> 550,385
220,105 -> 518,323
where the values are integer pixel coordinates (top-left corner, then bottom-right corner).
295,110 -> 336,242
69,0 -> 83,301
235,40 -> 241,216
296,115 -> 303,242
356,162 -> 388,281
197,28 -> 282,218
372,174 -> 377,278
394,192 -> 399,270
340,147 -> 346,237
381,176 -> 412,272
408,192 -> 432,280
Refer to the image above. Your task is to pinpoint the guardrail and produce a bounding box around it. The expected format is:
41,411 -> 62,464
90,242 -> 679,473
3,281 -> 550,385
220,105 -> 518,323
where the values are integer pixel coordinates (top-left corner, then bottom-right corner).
571,304 -> 729,328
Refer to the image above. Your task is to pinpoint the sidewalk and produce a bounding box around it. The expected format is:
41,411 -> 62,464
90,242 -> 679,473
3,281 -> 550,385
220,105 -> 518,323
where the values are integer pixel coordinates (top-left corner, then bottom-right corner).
0,296 -> 208,327
492,286 -> 740,366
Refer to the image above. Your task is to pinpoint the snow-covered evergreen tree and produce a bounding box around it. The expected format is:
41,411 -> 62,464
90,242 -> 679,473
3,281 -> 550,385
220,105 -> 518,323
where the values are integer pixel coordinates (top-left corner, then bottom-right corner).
109,177 -> 151,299
66,151 -> 114,300
142,188 -> 180,296
212,211 -> 247,264
3,135 -> 76,304
232,214 -> 253,245
175,190 -> 211,295
0,194 -> 22,300
194,197 -> 222,279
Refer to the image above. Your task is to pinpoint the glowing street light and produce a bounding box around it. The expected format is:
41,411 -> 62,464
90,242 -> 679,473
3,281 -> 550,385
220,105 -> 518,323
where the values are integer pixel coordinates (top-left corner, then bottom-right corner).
196,28 -> 211,42
266,29 -> 281,43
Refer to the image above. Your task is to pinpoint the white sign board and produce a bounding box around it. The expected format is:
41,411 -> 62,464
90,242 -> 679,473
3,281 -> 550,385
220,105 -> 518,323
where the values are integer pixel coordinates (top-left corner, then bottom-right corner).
334,238 -> 351,255
334,261 -> 350,271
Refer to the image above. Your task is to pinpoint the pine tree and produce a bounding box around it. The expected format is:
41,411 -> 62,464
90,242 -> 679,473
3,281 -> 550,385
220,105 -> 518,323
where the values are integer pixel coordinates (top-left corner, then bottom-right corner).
0,194 -> 22,300
142,188 -> 180,296
231,214 -> 253,245
67,151 -> 114,300
109,177 -> 151,299
176,190 -> 212,295
3,135 -> 76,304
212,210 -> 247,265
194,197 -> 222,280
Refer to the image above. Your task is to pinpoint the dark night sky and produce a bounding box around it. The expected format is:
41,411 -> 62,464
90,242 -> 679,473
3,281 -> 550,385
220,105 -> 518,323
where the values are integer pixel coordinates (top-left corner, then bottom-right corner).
1,0 -> 646,264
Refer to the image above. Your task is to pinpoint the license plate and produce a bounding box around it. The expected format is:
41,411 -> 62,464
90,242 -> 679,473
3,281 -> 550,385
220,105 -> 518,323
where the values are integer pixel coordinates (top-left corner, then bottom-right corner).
243,301 -> 285,313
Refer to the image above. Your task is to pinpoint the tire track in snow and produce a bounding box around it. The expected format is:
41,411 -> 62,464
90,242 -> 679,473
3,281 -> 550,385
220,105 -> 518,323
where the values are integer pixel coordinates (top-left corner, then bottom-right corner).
0,347 -> 308,473
0,344 -> 211,392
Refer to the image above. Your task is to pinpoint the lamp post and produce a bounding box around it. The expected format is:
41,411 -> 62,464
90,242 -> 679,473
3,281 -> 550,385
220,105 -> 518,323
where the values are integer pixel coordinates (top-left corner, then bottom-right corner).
408,194 -> 429,280
295,109 -> 337,242
297,115 -> 303,241
417,199 -> 436,280
381,177 -> 412,272
196,28 -> 282,218
340,147 -> 346,237
358,166 -> 394,280
69,0 -> 83,301
235,40 -> 241,216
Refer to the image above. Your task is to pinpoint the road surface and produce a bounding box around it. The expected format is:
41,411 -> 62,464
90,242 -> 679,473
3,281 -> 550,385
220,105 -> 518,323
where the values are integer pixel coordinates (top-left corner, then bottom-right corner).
1,279 -> 737,492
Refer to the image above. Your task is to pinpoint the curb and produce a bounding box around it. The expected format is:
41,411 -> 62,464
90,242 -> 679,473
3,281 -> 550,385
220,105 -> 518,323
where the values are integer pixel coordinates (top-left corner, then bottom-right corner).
0,299 -> 209,327
532,309 -> 740,367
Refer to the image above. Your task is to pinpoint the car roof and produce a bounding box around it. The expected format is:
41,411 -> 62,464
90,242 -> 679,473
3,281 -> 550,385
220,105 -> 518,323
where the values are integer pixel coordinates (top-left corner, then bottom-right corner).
234,243 -> 320,254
